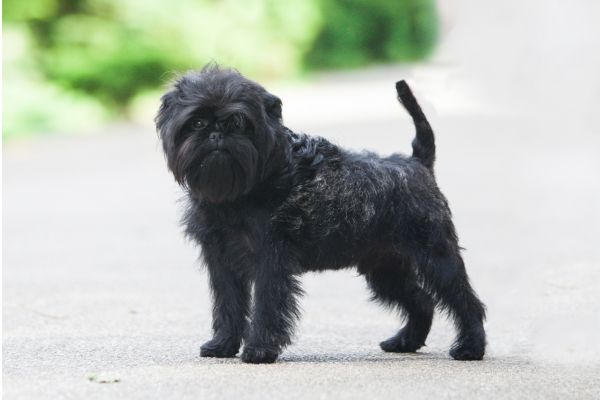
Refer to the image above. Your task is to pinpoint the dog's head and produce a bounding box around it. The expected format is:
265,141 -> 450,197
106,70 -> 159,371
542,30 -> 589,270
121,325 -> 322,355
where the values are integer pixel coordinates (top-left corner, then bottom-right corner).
156,65 -> 284,203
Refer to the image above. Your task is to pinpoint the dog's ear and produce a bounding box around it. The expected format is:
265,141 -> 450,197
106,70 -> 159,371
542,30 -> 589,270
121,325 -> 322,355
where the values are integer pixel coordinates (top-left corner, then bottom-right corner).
264,92 -> 282,121
155,90 -> 177,153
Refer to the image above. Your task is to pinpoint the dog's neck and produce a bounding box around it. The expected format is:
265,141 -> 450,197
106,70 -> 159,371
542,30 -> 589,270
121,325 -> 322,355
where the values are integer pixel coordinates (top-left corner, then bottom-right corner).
247,126 -> 296,205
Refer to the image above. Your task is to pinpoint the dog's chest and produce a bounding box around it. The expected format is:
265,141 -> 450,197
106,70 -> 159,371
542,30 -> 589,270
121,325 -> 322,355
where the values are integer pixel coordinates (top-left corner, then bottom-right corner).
230,227 -> 259,254
208,206 -> 268,257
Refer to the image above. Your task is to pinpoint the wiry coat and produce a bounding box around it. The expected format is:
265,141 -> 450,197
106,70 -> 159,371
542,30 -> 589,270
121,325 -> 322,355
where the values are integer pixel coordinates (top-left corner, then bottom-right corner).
157,65 -> 486,363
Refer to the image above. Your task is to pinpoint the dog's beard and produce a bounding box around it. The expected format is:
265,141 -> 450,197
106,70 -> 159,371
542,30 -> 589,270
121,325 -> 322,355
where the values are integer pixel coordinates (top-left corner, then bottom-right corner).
173,135 -> 259,203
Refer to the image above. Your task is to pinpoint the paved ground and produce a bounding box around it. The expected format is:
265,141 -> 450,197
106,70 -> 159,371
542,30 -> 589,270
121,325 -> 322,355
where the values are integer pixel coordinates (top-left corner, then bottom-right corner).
3,84 -> 600,398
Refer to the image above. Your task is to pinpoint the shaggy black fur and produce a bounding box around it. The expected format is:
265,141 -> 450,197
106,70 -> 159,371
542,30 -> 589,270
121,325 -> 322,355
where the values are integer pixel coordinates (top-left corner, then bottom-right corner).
156,65 -> 486,364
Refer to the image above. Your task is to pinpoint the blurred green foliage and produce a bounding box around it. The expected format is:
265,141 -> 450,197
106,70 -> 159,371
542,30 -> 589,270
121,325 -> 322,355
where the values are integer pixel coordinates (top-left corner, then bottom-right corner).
2,0 -> 438,139
306,0 -> 438,68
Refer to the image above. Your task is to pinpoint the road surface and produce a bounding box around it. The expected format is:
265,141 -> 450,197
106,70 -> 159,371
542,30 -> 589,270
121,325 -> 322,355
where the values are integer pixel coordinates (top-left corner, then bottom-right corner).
4,72 -> 600,397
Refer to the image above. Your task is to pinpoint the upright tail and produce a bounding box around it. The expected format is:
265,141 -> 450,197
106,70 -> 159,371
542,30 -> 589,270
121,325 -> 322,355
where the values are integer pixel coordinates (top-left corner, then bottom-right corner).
396,80 -> 435,171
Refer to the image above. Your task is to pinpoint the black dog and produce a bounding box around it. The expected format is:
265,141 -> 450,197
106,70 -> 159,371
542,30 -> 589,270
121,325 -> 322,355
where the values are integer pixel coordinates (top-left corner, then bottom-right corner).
156,65 -> 486,363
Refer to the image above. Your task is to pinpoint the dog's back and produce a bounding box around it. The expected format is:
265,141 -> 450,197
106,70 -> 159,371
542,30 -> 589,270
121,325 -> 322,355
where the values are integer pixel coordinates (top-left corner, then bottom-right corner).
273,131 -> 445,272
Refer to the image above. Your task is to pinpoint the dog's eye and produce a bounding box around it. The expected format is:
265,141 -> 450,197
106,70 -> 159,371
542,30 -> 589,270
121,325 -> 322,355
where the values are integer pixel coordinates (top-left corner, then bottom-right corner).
191,118 -> 208,129
228,115 -> 245,130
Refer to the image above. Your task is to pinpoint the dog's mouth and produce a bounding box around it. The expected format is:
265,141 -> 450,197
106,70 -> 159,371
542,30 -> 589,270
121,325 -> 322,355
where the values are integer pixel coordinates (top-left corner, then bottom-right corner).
186,149 -> 252,203
173,133 -> 259,203
199,148 -> 230,168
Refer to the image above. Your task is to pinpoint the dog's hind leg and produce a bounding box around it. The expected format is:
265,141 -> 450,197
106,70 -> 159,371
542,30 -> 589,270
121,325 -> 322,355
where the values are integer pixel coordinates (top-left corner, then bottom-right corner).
362,255 -> 434,353
415,239 -> 487,360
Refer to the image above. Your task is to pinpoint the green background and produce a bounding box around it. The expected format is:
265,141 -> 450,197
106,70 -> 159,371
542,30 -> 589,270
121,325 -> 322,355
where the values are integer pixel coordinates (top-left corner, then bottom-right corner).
3,0 -> 438,139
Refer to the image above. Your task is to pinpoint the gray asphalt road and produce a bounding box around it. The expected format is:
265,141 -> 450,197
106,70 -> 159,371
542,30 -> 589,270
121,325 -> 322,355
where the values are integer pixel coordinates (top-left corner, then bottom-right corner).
4,99 -> 600,398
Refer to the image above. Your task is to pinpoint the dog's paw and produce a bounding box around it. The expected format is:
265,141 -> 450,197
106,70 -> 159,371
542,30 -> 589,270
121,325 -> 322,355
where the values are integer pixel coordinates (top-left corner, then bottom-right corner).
240,347 -> 279,364
449,342 -> 485,360
380,329 -> 424,353
200,339 -> 239,358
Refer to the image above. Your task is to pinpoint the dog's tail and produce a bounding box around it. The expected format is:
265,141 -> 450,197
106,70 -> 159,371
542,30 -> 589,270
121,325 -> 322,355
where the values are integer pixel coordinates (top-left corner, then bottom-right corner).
396,80 -> 435,171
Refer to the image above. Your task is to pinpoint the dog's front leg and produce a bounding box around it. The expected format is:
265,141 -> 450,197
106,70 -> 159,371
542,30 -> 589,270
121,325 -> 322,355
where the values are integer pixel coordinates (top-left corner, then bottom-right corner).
241,248 -> 302,364
200,251 -> 251,358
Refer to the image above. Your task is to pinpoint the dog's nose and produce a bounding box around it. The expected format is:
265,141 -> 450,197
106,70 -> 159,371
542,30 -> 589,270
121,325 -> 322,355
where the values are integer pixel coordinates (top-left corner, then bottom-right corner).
209,132 -> 222,141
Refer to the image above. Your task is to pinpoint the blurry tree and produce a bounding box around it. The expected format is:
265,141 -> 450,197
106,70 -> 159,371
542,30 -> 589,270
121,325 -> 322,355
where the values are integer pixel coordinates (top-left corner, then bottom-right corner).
306,0 -> 438,68
2,0 -> 438,137
4,0 -> 321,112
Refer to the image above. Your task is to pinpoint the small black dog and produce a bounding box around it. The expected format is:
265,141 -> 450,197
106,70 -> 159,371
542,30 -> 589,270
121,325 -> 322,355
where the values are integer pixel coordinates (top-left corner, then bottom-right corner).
156,65 -> 486,364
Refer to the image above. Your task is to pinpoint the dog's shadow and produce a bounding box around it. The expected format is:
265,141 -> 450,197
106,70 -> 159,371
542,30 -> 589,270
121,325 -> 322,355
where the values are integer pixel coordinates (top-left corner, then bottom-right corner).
278,350 -> 449,364
195,350 -> 504,366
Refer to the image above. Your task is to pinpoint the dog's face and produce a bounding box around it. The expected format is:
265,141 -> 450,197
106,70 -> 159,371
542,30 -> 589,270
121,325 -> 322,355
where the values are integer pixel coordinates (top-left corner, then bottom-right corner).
156,65 -> 283,203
